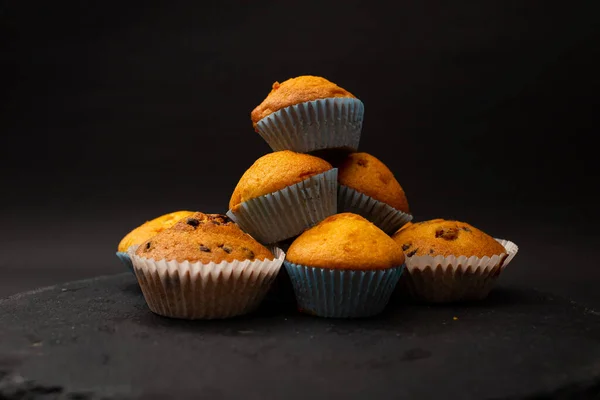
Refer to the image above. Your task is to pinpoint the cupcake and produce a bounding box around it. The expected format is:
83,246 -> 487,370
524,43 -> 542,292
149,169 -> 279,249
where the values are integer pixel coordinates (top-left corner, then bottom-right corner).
284,213 -> 405,318
392,219 -> 519,303
227,150 -> 338,244
117,210 -> 194,272
251,75 -> 364,153
131,212 -> 285,320
337,152 -> 413,234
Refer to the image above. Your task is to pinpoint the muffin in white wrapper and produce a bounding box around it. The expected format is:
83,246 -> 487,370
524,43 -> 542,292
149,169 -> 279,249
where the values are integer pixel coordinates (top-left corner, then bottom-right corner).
338,184 -> 413,235
285,262 -> 404,318
398,239 -> 519,303
255,98 -> 364,153
227,169 -> 338,244
130,247 -> 285,320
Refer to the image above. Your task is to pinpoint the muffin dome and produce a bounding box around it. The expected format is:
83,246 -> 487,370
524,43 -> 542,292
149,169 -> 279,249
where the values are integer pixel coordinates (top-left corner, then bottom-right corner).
392,219 -> 506,258
229,150 -> 333,211
118,210 -> 194,252
338,152 -> 409,213
286,213 -> 405,270
251,75 -> 356,130
135,212 -> 274,263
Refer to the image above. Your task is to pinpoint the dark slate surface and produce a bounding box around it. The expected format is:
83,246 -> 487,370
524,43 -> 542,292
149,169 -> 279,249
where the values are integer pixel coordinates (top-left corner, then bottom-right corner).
1,273 -> 600,400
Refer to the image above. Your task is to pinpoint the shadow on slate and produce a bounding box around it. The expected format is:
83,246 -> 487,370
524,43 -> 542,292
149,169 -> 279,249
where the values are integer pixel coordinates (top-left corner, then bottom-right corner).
0,273 -> 599,400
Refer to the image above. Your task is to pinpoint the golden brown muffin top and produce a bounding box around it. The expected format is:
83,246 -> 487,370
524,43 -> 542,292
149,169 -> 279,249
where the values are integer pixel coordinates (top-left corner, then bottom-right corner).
229,150 -> 333,211
135,212 -> 274,263
286,213 -> 405,270
397,221 -> 413,232
338,152 -> 410,213
118,210 -> 194,252
250,75 -> 356,130
391,219 -> 506,258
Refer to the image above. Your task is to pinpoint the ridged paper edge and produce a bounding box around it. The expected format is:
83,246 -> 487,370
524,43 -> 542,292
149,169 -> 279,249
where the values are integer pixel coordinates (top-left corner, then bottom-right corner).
284,262 -> 404,318
405,238 -> 518,272
399,239 -> 519,303
130,247 -> 285,319
227,169 -> 338,244
337,184 -> 413,235
255,98 -> 364,153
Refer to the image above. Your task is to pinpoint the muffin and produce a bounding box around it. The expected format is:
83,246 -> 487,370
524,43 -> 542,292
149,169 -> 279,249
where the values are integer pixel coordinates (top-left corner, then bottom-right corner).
227,150 -> 338,244
392,219 -> 519,303
284,213 -> 405,318
251,75 -> 364,153
131,212 -> 285,320
337,152 -> 412,234
116,210 -> 194,272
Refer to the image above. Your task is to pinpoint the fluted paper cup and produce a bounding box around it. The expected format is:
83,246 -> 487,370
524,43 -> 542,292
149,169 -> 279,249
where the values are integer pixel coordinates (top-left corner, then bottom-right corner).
338,185 -> 413,235
130,247 -> 285,320
284,262 -> 404,318
397,239 -> 519,303
227,169 -> 338,244
255,98 -> 364,153
116,251 -> 134,273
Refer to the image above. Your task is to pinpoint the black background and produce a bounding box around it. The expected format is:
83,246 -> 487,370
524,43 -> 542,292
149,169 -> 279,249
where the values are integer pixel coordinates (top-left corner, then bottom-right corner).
1,1 -> 598,303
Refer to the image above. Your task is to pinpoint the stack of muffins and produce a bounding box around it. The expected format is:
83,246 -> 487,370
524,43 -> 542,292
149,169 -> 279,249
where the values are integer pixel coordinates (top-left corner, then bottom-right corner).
117,75 -> 518,320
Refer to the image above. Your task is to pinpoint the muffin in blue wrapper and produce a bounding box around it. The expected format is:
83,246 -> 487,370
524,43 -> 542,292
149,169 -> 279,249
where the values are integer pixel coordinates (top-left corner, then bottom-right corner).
227,151 -> 338,244
336,152 -> 412,235
285,262 -> 404,318
116,251 -> 134,273
284,213 -> 406,318
256,98 -> 364,153
251,76 -> 364,153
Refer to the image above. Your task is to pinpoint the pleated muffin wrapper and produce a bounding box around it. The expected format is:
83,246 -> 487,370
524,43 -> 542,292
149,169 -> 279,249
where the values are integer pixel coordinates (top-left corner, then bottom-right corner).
227,169 -> 338,244
255,98 -> 364,153
338,184 -> 413,235
284,261 -> 405,318
130,247 -> 285,320
398,239 -> 519,303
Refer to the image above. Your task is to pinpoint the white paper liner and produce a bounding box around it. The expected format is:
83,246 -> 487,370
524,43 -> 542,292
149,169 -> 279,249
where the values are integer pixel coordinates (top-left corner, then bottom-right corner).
255,98 -> 364,153
227,169 -> 338,244
338,184 -> 413,235
130,247 -> 285,320
397,239 -> 519,303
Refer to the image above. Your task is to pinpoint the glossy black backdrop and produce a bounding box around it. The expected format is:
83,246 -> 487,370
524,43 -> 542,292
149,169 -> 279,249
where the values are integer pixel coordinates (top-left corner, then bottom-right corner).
0,1 -> 598,302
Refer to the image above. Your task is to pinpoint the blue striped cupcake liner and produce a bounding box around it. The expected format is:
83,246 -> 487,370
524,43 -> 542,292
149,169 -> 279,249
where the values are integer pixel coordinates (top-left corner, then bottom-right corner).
255,98 -> 364,153
284,262 -> 404,318
338,185 -> 413,235
227,169 -> 338,244
116,251 -> 134,273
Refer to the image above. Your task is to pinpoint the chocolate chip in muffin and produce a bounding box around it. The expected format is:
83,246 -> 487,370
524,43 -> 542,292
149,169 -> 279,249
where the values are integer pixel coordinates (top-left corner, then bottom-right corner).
435,227 -> 459,240
199,245 -> 211,252
407,248 -> 419,257
401,243 -> 411,251
186,218 -> 200,228
209,214 -> 231,226
357,158 -> 368,167
217,244 -> 233,254
242,247 -> 255,259
429,248 -> 435,254
145,242 -> 151,250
